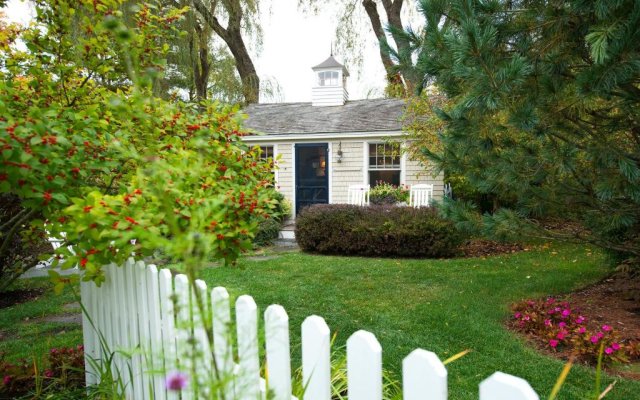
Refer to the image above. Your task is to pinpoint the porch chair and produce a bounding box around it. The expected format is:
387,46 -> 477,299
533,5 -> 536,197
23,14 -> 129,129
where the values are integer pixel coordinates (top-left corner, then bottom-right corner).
409,184 -> 434,208
347,184 -> 370,206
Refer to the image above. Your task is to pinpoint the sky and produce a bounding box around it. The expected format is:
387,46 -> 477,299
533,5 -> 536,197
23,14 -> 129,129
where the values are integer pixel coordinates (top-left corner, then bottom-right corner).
2,0 -> 392,102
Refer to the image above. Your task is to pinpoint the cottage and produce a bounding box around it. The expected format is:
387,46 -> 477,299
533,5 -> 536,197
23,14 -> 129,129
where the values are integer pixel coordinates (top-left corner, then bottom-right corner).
243,55 -> 444,219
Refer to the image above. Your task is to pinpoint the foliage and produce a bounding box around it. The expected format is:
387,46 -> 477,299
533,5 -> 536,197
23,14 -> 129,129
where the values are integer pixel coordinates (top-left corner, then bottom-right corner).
511,298 -> 634,365
369,182 -> 409,205
0,346 -> 85,398
295,204 -> 463,257
398,0 -> 640,256
253,217 -> 282,247
0,0 -> 275,288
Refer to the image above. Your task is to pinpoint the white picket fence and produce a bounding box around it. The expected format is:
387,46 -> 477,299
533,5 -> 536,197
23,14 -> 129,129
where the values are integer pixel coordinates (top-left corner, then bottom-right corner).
80,259 -> 540,400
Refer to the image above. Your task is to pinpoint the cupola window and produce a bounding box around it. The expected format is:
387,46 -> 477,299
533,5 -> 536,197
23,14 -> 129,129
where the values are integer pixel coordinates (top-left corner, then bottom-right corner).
318,71 -> 339,86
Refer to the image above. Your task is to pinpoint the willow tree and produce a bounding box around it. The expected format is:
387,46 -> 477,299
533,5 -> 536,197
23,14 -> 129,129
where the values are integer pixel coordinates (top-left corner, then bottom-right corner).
300,0 -> 417,97
404,0 -> 640,256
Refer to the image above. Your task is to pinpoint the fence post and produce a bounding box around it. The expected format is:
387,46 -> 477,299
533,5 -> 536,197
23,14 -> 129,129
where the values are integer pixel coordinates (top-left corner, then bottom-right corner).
479,372 -> 539,400
347,330 -> 382,400
194,279 -> 212,396
236,295 -> 261,400
80,279 -> 97,386
265,305 -> 292,400
145,264 -> 167,400
402,349 -> 447,400
135,261 -> 152,400
301,316 -> 331,400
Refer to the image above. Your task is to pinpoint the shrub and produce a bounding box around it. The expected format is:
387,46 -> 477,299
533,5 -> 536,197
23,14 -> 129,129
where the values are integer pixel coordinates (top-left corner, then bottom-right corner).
295,204 -> 463,258
254,218 -> 282,247
510,298 -> 635,364
369,182 -> 409,205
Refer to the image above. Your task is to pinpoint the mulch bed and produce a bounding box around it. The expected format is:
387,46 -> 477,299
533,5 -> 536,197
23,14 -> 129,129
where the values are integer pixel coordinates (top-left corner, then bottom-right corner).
459,239 -> 524,258
509,272 -> 640,379
0,288 -> 45,309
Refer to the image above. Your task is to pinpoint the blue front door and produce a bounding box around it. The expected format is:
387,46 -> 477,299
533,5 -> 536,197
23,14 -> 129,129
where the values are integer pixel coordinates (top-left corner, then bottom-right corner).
295,143 -> 329,213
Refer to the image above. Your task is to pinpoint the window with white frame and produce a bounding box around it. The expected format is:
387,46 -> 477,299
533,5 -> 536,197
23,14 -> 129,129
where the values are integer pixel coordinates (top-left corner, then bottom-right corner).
259,145 -> 274,161
318,71 -> 339,86
368,143 -> 401,186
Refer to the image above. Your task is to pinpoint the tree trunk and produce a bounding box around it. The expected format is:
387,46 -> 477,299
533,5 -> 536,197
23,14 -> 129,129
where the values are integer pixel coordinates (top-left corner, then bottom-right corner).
191,0 -> 260,104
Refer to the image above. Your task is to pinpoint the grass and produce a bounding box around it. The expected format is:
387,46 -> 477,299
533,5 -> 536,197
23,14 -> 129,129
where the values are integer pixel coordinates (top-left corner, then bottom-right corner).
199,242 -> 640,400
0,278 -> 83,362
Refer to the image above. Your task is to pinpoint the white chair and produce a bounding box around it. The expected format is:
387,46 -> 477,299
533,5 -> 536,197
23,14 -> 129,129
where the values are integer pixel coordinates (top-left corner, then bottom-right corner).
347,184 -> 370,206
409,184 -> 433,208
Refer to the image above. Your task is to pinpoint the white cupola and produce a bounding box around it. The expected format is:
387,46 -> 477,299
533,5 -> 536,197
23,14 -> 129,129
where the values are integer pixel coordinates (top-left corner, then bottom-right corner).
311,55 -> 349,106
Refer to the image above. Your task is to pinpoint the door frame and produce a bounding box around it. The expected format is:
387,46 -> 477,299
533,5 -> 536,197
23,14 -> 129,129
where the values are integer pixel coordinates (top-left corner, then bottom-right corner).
294,143 -> 329,215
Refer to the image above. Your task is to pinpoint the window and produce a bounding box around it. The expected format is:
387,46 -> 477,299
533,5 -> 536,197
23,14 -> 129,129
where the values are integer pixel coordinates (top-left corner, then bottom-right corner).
259,145 -> 274,161
318,71 -> 339,86
368,143 -> 401,186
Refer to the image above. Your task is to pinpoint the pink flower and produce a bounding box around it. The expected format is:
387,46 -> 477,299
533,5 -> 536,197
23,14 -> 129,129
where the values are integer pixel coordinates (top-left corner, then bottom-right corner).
557,331 -> 567,340
558,322 -> 566,328
611,343 -> 620,350
2,376 -> 10,385
575,316 -> 585,324
544,319 -> 552,327
590,335 -> 600,344
605,347 -> 614,355
546,298 -> 556,304
578,327 -> 586,334
522,315 -> 530,321
549,339 -> 559,348
44,370 -> 53,378
602,325 -> 612,332
597,332 -> 604,339
561,309 -> 571,318
165,371 -> 188,391
514,312 -> 522,319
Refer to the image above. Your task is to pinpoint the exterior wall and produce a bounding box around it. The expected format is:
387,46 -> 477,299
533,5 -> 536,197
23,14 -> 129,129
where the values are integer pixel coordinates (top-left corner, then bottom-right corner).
247,136 -> 444,218
311,86 -> 348,106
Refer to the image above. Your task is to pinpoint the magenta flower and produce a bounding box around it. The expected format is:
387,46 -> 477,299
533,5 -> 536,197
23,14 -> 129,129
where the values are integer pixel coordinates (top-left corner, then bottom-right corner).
546,298 -> 555,304
597,332 -> 604,339
558,322 -> 566,328
590,335 -> 600,344
561,309 -> 571,318
578,327 -> 586,334
549,339 -> 559,348
605,347 -> 614,355
44,370 -> 54,378
557,331 -> 567,340
611,342 -> 620,351
602,325 -> 612,332
514,312 -> 522,319
2,376 -> 11,385
544,319 -> 552,327
522,315 -> 530,321
165,371 -> 189,391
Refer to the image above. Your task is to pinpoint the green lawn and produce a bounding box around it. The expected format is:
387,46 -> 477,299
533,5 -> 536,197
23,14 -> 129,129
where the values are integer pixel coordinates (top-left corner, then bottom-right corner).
0,278 -> 83,363
200,243 -> 640,400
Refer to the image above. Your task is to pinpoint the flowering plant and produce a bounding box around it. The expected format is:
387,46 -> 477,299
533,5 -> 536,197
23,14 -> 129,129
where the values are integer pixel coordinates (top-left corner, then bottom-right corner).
369,182 -> 409,205
511,298 -> 633,364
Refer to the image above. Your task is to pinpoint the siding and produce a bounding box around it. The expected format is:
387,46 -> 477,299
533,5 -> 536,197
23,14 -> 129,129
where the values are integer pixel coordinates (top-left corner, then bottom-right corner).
404,156 -> 445,200
331,141 -> 364,203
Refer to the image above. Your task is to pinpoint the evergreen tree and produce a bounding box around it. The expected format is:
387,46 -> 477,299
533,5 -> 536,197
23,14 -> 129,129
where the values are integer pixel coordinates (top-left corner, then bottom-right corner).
405,0 -> 640,256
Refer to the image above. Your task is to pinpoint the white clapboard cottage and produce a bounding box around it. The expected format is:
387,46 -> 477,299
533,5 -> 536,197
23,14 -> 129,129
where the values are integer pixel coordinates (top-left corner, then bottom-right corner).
243,55 -> 443,217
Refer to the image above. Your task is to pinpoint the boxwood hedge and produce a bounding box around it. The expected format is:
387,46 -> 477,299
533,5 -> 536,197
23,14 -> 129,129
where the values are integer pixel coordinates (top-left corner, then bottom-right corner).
295,204 -> 463,258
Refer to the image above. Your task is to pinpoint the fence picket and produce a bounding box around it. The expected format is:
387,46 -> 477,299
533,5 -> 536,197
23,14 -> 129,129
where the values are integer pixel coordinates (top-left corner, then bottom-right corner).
194,279 -> 212,396
479,372 -> 539,400
174,274 -> 194,400
146,264 -> 167,400
265,305 -> 292,400
123,258 -> 143,400
158,268 -> 179,400
403,349 -> 447,400
134,261 -> 152,400
236,295 -> 261,400
211,286 -> 233,396
80,280 -> 96,386
347,330 -> 382,400
301,316 -> 331,400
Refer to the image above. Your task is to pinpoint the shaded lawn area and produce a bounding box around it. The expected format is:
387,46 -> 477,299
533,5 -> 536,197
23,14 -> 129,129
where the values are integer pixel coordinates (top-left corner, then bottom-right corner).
201,242 -> 640,400
0,278 -> 83,363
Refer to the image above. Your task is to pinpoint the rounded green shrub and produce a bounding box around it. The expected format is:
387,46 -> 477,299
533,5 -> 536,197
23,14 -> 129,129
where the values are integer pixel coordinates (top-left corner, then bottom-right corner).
295,204 -> 463,258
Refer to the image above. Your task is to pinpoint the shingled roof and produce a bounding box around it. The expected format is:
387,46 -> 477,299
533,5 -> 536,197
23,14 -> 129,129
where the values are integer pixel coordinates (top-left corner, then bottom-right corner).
243,98 -> 405,135
312,55 -> 350,76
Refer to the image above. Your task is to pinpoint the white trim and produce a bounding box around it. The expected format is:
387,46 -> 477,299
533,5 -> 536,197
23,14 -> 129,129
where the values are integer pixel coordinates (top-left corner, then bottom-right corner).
243,130 -> 404,142
328,142 -> 333,204
362,141 -> 368,185
291,143 -> 296,217
400,145 -> 407,185
273,144 -> 279,185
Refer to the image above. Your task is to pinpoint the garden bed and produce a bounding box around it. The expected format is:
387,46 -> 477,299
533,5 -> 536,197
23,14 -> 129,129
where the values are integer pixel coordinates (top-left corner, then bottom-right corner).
509,272 -> 640,379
